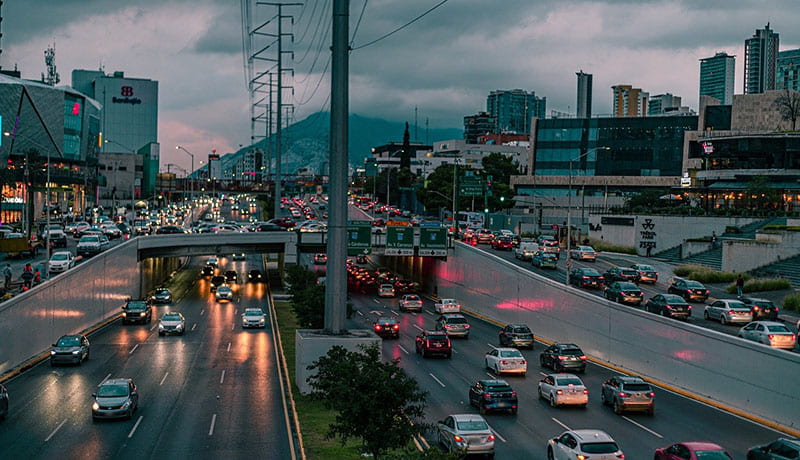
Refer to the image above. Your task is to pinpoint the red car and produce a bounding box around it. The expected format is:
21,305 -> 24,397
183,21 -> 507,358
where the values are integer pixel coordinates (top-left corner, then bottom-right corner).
654,442 -> 732,460
491,236 -> 513,250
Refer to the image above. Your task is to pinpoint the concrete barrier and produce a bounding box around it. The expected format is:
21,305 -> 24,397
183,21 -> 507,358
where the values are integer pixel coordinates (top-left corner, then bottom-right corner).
431,242 -> 800,432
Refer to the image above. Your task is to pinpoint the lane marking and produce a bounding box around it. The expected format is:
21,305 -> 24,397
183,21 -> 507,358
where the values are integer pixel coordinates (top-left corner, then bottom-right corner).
487,424 -> 507,443
485,372 -> 494,379
234,308 -> 238,315
191,323 -> 197,331
540,372 -> 548,377
226,342 -> 231,352
412,324 -> 424,331
45,418 -> 67,442
425,311 -> 434,315
622,416 -> 663,438
200,309 -> 205,315
208,413 -> 217,436
373,299 -> 380,304
159,372 -> 169,386
397,345 -> 409,355
150,323 -> 159,331
451,348 -> 458,354
356,310 -> 364,316
486,343 -> 497,349
128,415 -> 144,438
429,373 -> 446,388
551,417 -> 571,431
129,344 -> 139,354
220,370 -> 226,384
231,323 -> 235,331
101,373 -> 111,383
391,310 -> 399,316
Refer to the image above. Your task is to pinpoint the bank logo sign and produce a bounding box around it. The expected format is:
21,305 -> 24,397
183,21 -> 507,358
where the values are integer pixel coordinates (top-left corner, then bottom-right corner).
113,85 -> 143,105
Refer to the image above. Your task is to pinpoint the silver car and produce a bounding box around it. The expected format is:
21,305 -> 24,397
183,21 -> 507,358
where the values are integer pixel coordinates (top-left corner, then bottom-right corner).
538,373 -> 589,408
241,308 -> 267,328
436,313 -> 470,338
548,429 -> 624,460
738,321 -> 796,350
50,334 -> 90,365
704,299 -> 753,325
92,378 -> 138,421
158,312 -> 186,336
216,285 -> 234,301
437,414 -> 495,457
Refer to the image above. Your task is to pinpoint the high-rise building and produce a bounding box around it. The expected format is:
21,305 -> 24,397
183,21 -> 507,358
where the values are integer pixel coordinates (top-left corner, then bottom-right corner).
463,111 -> 496,143
648,94 -> 684,115
700,52 -> 735,105
486,89 -> 546,134
576,71 -> 592,118
777,48 -> 800,92
612,85 -> 649,117
744,23 -> 780,94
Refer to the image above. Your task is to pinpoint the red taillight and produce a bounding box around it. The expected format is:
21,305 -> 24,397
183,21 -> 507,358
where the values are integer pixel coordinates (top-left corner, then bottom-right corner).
511,391 -> 517,397
464,324 -> 470,328
521,359 -> 527,365
618,392 -> 627,398
500,360 -> 508,365
453,435 -> 463,442
487,434 -> 496,442
768,334 -> 774,340
648,392 -> 655,398
392,324 -> 399,330
617,454 -> 625,459
579,355 -> 587,361
583,389 -> 589,394
483,392 -> 492,400
375,325 -> 382,331
446,340 -> 451,348
558,355 -> 568,360
556,390 -> 563,395
686,289 -> 692,293
619,292 -> 626,296
728,310 -> 735,314
582,276 -> 589,279
425,340 -> 430,348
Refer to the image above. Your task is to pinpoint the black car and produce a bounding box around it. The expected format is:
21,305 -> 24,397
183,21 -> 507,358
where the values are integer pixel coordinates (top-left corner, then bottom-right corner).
468,379 -> 518,415
747,438 -> 800,460
256,223 -> 283,232
740,297 -> 780,321
415,330 -> 452,358
355,254 -> 368,264
210,275 -> 226,292
667,278 -> 710,302
603,281 -> 644,305
373,317 -> 400,338
224,270 -> 238,284
0,384 -> 7,420
50,334 -> 90,365
645,294 -> 692,319
122,300 -> 152,325
248,269 -> 264,282
498,323 -> 534,349
539,343 -> 587,373
603,267 -> 640,283
155,225 -> 185,234
201,265 -> 214,277
150,288 -> 172,304
568,268 -> 605,289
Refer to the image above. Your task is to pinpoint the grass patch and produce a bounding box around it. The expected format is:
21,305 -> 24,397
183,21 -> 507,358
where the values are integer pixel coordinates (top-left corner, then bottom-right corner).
726,278 -> 792,294
783,293 -> 800,312
674,265 -> 751,284
587,238 -> 637,255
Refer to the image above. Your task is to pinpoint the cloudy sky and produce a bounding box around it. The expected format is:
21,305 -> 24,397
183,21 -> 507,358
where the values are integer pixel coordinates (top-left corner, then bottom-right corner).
3,0 -> 799,171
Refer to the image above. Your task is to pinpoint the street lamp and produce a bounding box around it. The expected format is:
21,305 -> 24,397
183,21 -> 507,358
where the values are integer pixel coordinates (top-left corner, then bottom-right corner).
176,145 -> 195,201
565,146 -> 610,285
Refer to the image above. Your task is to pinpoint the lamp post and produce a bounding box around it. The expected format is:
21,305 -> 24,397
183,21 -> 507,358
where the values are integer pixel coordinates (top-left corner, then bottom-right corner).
565,146 -> 610,285
451,158 -> 460,235
176,145 -> 195,202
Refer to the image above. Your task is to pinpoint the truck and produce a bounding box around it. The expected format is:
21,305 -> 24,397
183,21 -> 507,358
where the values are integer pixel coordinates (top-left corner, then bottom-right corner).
0,233 -> 43,258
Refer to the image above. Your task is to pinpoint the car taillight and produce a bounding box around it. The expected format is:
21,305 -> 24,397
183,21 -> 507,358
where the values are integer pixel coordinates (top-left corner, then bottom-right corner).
453,435 -> 463,442
768,334 -> 774,340
392,325 -> 399,330
500,360 -> 508,365
558,355 -> 568,360
577,455 -> 587,460
583,389 -> 589,394
464,324 -> 470,328
582,276 -> 589,279
483,392 -> 492,400
666,305 -> 673,309
618,392 -> 627,398
619,292 -> 626,296
556,390 -> 563,395
728,310 -> 735,314
686,289 -> 692,293
374,325 -> 382,331
579,355 -> 587,361
487,434 -> 495,442
446,340 -> 451,347
648,392 -> 655,398
617,454 -> 625,459
752,306 -> 760,311
425,340 -> 430,348
511,391 -> 517,397
521,359 -> 527,365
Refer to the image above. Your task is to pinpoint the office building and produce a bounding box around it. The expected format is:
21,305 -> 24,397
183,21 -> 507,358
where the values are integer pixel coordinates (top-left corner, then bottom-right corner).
576,71 -> 592,118
700,52 -> 735,105
744,24 -> 780,94
777,48 -> 800,92
648,94 -> 694,116
612,85 -> 649,117
463,111 -> 496,143
486,89 -> 546,134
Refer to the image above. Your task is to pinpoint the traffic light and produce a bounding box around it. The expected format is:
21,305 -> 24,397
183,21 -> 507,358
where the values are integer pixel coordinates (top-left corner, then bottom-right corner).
486,175 -> 493,189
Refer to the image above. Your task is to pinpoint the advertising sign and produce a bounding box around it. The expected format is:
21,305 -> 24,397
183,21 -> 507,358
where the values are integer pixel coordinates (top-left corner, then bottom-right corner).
385,226 -> 414,256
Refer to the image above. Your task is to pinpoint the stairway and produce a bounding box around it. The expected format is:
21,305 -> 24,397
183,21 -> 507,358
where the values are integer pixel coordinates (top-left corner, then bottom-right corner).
750,254 -> 800,288
653,245 -> 681,264
679,246 -> 723,271
722,217 -> 787,239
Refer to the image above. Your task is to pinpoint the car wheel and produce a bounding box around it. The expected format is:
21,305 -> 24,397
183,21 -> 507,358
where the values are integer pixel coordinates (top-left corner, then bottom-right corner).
647,406 -> 655,416
85,350 -> 90,361
547,446 -> 555,460
539,356 -> 546,367
510,408 -> 517,415
479,405 -> 487,415
158,331 -> 164,336
703,310 -> 710,320
446,352 -> 452,359
720,315 -> 727,325
614,400 -> 623,414
421,349 -> 426,359
494,365 -> 500,375
660,309 -> 665,317
550,394 -> 557,407
601,391 -> 607,405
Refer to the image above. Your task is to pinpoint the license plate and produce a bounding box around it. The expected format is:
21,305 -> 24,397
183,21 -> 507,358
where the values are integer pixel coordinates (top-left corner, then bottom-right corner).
497,402 -> 508,407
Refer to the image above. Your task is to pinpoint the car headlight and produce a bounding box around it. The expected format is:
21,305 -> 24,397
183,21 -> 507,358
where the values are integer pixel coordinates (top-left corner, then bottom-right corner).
50,350 -> 56,355
176,324 -> 184,330
122,400 -> 131,408
158,323 -> 165,330
72,350 -> 80,354
92,402 -> 99,411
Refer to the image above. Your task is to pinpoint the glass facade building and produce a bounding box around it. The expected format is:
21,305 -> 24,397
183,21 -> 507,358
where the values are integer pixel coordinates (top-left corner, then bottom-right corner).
486,89 -> 546,134
700,52 -> 735,105
777,48 -> 800,92
744,24 -> 780,94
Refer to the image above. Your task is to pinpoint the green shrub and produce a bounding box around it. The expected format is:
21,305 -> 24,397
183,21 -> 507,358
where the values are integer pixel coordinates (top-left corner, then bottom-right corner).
674,265 -> 751,284
726,278 -> 793,294
587,238 -> 637,255
782,293 -> 800,312
673,264 -> 710,277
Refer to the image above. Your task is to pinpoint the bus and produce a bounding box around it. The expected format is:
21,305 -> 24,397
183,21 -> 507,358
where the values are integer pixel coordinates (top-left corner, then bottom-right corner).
458,211 -> 484,229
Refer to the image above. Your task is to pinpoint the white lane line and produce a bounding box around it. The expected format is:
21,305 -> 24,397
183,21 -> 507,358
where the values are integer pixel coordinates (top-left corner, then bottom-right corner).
226,342 -> 231,352
622,416 -> 663,438
159,372 -> 169,386
356,310 -> 364,316
101,373 -> 112,383
551,417 -> 571,431
208,413 -> 217,436
539,372 -> 548,377
234,308 -> 238,315
425,310 -> 434,315
191,323 -> 197,331
129,344 -> 139,354
391,310 -> 399,316
231,323 -> 235,331
487,343 -> 497,349
451,348 -> 458,354
200,309 -> 205,315
487,424 -> 507,443
220,370 -> 226,384
45,418 -> 67,442
397,345 -> 409,355
150,323 -> 159,331
485,372 -> 495,379
373,299 -> 380,304
412,324 -> 424,331
429,373 -> 446,388
128,415 -> 144,438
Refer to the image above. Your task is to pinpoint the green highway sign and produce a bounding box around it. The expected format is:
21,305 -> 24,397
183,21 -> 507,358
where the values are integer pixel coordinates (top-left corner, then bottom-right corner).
419,227 -> 448,257
385,226 -> 414,256
459,177 -> 484,197
347,220 -> 372,255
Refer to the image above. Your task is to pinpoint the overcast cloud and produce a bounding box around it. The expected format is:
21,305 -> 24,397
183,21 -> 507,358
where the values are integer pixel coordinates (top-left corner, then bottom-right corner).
3,0 -> 799,171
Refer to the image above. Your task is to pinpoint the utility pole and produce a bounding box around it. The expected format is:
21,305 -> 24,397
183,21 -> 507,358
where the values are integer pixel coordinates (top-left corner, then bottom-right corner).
324,0 -> 349,334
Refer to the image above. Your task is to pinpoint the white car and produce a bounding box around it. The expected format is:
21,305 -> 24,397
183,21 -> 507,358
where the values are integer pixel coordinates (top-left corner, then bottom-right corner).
241,308 -> 267,328
538,373 -> 589,407
514,241 -> 538,261
215,285 -> 234,301
377,284 -> 395,298
399,294 -> 423,312
569,245 -> 597,261
738,321 -> 796,350
704,299 -> 753,325
484,347 -> 527,375
435,298 -> 461,314
158,312 -> 186,336
48,251 -> 75,273
547,430 -> 624,460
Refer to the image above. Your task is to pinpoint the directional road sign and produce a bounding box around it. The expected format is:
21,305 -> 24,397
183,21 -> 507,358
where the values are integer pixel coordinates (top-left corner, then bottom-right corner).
459,177 -> 484,197
419,227 -> 448,257
347,220 -> 372,255
385,225 -> 414,256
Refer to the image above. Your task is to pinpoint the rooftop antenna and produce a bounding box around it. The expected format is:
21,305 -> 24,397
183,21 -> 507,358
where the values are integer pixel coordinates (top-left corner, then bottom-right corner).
41,41 -> 60,86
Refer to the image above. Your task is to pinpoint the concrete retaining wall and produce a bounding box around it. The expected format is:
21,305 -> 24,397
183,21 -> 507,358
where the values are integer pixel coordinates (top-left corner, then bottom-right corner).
680,240 -> 715,259
722,230 -> 800,272
430,242 -> 799,431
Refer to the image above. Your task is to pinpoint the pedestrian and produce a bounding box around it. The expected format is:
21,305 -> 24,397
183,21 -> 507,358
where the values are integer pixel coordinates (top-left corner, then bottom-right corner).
646,245 -> 652,258
711,231 -> 718,249
3,264 -> 11,287
23,262 -> 32,273
34,269 -> 41,285
736,274 -> 744,298
21,269 -> 33,288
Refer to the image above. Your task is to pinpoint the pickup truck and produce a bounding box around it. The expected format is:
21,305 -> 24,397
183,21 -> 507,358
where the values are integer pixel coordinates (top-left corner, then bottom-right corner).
434,298 -> 461,314
0,233 -> 43,258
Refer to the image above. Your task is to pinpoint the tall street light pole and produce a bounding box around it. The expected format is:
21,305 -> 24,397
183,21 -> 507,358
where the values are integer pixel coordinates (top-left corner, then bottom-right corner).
565,146 -> 610,285
451,158 -> 460,235
176,145 -> 195,202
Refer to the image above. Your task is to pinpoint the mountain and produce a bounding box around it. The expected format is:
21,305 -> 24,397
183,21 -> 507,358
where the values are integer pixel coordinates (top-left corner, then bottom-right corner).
220,112 -> 462,174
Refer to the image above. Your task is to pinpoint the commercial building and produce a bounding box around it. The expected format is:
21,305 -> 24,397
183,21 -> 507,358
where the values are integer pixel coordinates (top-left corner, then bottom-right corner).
777,48 -> 800,92
576,71 -> 592,118
744,24 -> 780,94
700,52 -> 735,105
463,111 -> 495,144
648,93 -> 694,116
612,85 -> 649,117
486,89 -> 546,134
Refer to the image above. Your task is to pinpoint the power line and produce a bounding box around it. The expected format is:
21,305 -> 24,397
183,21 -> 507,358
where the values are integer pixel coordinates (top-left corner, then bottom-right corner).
295,22 -> 330,84
295,55 -> 330,106
352,0 -> 449,50
294,0 -> 322,48
295,0 -> 330,64
350,0 -> 368,46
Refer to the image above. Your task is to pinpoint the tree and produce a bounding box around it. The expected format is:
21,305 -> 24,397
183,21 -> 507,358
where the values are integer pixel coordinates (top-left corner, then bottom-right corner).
307,344 -> 428,460
623,188 -> 671,211
773,89 -> 800,131
745,176 -> 781,210
286,265 -> 325,328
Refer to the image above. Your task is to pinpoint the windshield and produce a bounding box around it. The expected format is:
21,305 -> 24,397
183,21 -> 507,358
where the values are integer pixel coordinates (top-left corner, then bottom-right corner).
754,301 -> 775,308
581,442 -> 619,454
617,282 -> 639,290
685,281 -> 705,288
245,310 -> 263,316
456,420 -> 488,431
513,326 -> 531,333
406,295 -> 420,301
623,383 -> 651,391
767,325 -> 790,332
486,384 -> 512,392
162,314 -> 182,321
218,287 -> 231,293
97,384 -> 129,398
499,350 -> 523,358
727,301 -> 747,309
156,289 -> 169,295
637,265 -> 654,271
127,301 -> 146,310
581,269 -> 601,276
51,253 -> 70,261
561,348 -> 583,356
81,236 -> 99,243
695,451 -> 733,460
445,317 -> 467,325
57,337 -> 80,347
556,377 -> 583,386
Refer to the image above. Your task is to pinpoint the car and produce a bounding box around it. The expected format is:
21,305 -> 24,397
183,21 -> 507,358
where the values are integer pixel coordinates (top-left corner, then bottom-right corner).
248,269 -> 264,282
241,308 -> 267,328
313,253 -> 327,265
603,266 -> 640,282
393,278 -> 416,293
603,281 -> 644,305
498,323 -> 534,349
92,378 -> 138,421
100,222 -> 123,238
435,313 -> 470,338
548,430 -> 624,460
44,228 -> 68,248
655,442 -> 733,460
568,268 -> 605,289
377,283 -> 396,298
740,297 -> 780,321
206,257 -> 219,267
514,241 -> 538,260
216,285 -> 234,301
704,299 -> 753,325
231,253 -> 246,261
434,298 -> 461,314
255,223 -> 283,232
201,265 -> 214,277
48,251 -> 75,273
399,294 -> 423,312
485,347 -> 527,375
645,294 -> 692,319
540,343 -> 587,373
491,235 -> 514,250
210,275 -> 226,292
158,312 -> 186,336
150,288 -> 172,304
122,300 -> 152,324
631,263 -> 658,283
738,321 -> 796,349
601,375 -> 655,415
415,330 -> 452,358
531,251 -> 558,269
76,235 -> 103,256
668,277 -> 710,302
224,270 -> 238,284
569,245 -> 597,261
437,414 -> 495,457
468,379 -> 518,415
71,221 -> 91,237
50,334 -> 90,365
538,235 -> 561,258
0,384 -> 7,420
538,373 -> 589,408
155,225 -> 184,234
476,229 -> 494,244
373,317 -> 400,338
355,254 -> 368,264
747,438 -> 800,460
